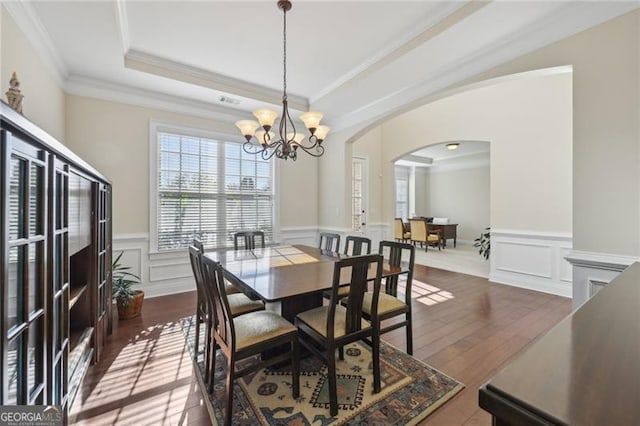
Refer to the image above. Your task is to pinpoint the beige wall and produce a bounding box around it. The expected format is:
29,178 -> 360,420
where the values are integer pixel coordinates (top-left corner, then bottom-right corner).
1,6 -> 66,141
332,10 -> 639,258
65,95 -> 319,235
378,72 -> 572,236
416,166 -> 490,242
450,10 -> 640,255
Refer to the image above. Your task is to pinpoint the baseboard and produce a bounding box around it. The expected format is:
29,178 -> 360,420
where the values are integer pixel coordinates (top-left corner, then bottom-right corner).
489,230 -> 572,298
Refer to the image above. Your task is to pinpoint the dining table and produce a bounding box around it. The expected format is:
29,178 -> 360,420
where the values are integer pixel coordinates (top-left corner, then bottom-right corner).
205,244 -> 408,322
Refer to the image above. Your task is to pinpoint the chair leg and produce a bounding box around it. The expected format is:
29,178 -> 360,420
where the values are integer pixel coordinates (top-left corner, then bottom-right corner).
406,312 -> 413,356
292,337 -> 300,398
328,345 -> 338,417
338,345 -> 344,360
372,330 -> 381,394
224,359 -> 235,426
195,309 -> 201,362
207,327 -> 216,393
203,315 -> 211,384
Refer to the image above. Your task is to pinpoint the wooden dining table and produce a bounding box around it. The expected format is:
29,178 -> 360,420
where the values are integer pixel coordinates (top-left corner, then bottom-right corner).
205,244 -> 407,322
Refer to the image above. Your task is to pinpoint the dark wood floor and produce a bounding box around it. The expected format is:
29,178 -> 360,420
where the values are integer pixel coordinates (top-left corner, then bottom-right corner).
70,265 -> 570,425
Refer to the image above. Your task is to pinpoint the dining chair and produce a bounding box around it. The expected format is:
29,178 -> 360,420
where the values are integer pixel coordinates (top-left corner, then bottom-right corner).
362,240 -> 416,355
233,230 -> 266,250
295,254 -> 383,417
343,235 -> 372,256
188,245 -> 264,393
193,238 -> 242,295
394,218 -> 411,242
201,255 -> 300,426
319,232 -> 341,253
322,235 -> 372,300
408,218 -> 441,251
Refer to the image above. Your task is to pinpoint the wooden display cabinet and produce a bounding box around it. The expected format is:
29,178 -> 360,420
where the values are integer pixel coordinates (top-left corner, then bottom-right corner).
0,102 -> 112,417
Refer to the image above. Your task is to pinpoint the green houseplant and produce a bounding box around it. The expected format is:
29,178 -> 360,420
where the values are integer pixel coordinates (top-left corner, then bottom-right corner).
474,227 -> 491,260
112,251 -> 143,319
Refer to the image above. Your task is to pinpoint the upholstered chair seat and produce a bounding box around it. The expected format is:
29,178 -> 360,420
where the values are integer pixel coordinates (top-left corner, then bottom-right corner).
296,305 -> 371,339
227,293 -> 264,316
363,291 -> 406,316
234,311 -> 297,350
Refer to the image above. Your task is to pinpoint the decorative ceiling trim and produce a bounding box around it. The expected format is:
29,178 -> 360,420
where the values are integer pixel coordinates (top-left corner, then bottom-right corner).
124,49 -> 309,112
114,0 -> 130,54
326,1 -> 636,133
310,1 -> 488,105
64,75 -> 242,125
2,1 -> 68,85
309,2 -> 476,104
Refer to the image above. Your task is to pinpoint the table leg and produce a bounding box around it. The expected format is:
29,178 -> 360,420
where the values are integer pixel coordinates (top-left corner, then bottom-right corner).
262,292 -> 323,361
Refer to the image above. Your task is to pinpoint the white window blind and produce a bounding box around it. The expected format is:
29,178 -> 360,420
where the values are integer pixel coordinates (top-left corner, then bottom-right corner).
156,131 -> 273,251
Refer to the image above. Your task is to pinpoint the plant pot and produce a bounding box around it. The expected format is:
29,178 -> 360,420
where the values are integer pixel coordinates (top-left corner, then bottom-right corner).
117,290 -> 144,320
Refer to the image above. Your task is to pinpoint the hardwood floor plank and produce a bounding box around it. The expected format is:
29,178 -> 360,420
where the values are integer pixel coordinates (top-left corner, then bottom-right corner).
71,265 -> 570,425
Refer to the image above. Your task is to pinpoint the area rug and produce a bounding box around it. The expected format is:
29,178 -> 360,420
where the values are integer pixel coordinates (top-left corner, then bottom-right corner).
181,316 -> 463,425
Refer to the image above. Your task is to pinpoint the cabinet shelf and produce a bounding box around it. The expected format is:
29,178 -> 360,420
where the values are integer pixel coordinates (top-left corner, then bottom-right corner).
69,285 -> 88,309
69,327 -> 93,379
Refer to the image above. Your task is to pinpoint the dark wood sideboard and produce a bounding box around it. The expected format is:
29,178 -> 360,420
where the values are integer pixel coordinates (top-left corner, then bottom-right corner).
479,262 -> 640,425
429,223 -> 458,248
1,102 -> 112,421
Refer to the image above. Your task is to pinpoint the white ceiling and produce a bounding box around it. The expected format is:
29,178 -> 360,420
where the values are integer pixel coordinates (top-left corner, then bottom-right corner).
7,1 -> 639,133
396,140 -> 490,169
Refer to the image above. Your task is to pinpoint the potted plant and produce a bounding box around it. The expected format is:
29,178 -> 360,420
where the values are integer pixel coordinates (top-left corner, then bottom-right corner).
474,227 -> 491,260
112,251 -> 143,319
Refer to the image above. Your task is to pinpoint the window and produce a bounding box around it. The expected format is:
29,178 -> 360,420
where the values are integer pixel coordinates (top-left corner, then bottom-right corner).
153,127 -> 274,251
395,166 -> 409,220
352,157 -> 366,233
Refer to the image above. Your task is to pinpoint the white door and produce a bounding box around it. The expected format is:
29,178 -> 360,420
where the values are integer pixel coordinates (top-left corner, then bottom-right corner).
352,157 -> 367,234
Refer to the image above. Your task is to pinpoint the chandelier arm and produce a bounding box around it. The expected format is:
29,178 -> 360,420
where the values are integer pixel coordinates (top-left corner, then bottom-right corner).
243,140 -> 265,155
295,143 -> 325,157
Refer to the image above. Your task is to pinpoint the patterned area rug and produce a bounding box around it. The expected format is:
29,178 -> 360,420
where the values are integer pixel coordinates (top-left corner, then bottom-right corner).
181,316 -> 463,425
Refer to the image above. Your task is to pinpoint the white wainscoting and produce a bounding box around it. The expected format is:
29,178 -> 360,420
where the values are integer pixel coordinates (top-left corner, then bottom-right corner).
277,227 -> 319,246
113,233 -> 195,299
489,230 -> 573,298
565,250 -> 638,310
364,223 -> 391,251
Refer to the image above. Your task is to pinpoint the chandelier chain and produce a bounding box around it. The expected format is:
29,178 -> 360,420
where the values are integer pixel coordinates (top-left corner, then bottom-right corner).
282,6 -> 287,99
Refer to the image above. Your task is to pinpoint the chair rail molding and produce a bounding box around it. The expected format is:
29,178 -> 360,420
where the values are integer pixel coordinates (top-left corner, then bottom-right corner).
278,226 -> 319,246
489,229 -> 573,298
113,233 -> 195,298
565,250 -> 639,310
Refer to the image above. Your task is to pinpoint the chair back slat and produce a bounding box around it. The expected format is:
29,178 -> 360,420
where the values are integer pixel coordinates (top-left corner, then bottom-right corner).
192,237 -> 205,253
189,245 -> 208,307
201,255 -> 236,351
326,254 -> 383,338
394,218 -> 406,240
234,231 -> 266,250
319,232 -> 341,253
344,235 -> 372,256
379,240 -> 415,301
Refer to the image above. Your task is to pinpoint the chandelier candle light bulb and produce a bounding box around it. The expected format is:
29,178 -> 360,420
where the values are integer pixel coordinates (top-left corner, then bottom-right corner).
234,0 -> 329,161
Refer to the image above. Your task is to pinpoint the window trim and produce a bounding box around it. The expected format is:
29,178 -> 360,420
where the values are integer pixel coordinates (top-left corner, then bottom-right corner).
149,121 -> 279,254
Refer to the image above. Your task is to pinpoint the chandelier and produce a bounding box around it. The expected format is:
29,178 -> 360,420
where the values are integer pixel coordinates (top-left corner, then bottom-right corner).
235,0 -> 329,161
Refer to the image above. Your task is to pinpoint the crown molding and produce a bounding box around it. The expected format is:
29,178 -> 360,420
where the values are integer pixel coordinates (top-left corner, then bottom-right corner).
325,1 -> 637,133
64,75 -> 243,125
2,0 -> 68,85
309,1 -> 476,105
124,49 -> 309,112
114,0 -> 130,54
